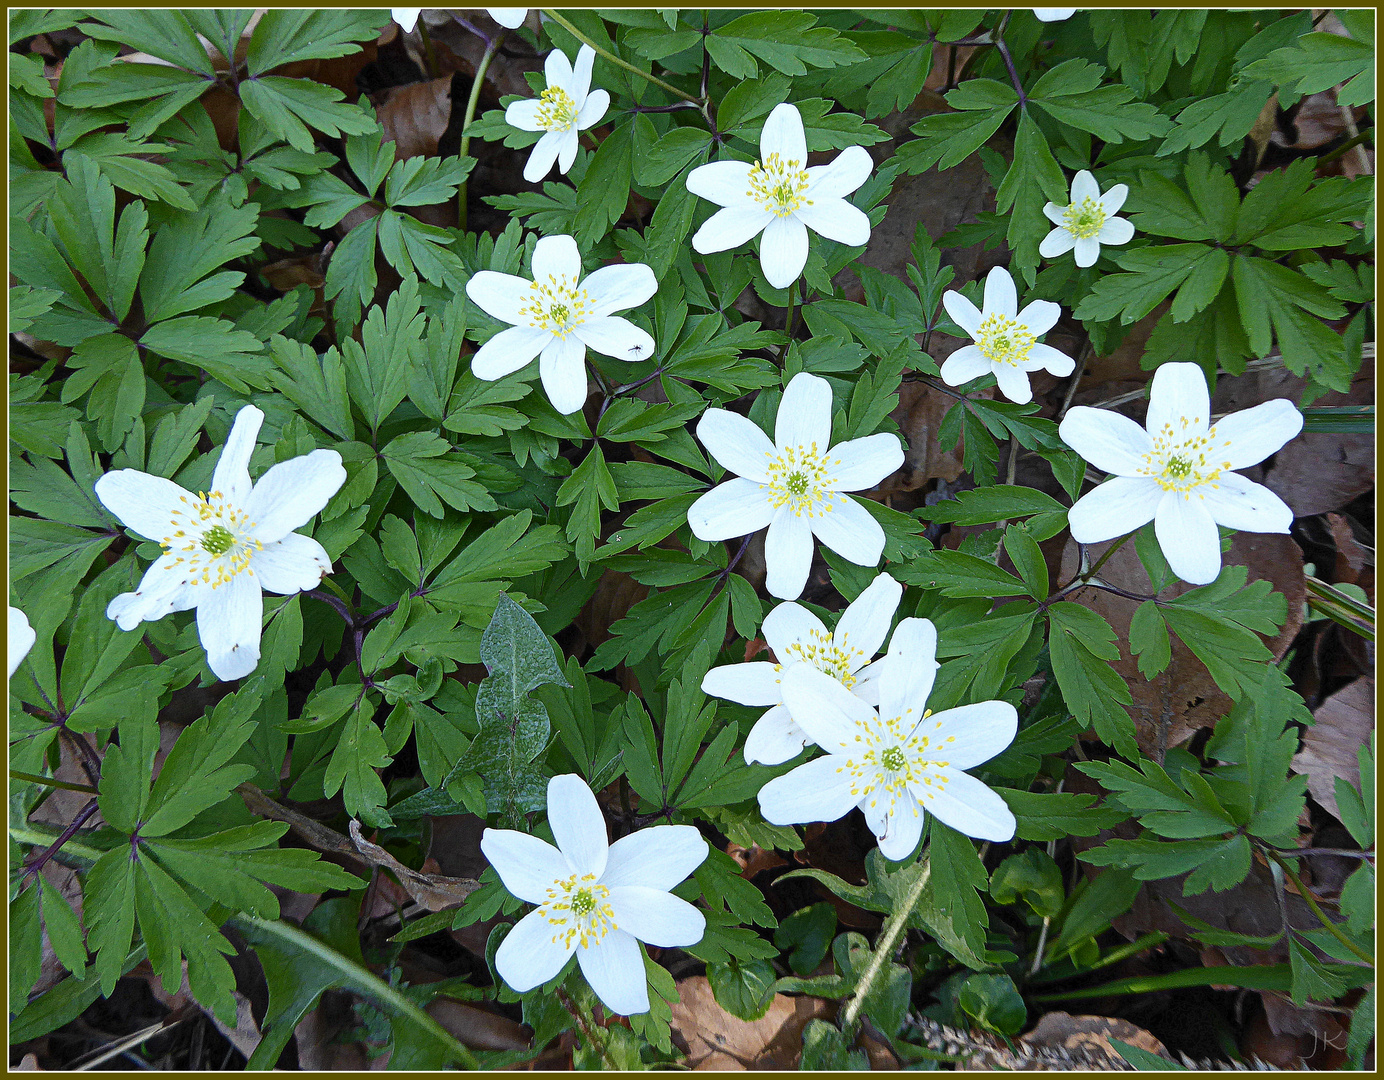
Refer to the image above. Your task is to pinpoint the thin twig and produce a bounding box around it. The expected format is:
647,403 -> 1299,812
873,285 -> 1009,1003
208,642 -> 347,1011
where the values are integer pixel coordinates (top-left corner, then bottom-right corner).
842,857 -> 931,1026
1267,849 -> 1374,965
458,31 -> 505,232
22,798 -> 101,881
556,987 -> 616,1068
1057,339 -> 1092,421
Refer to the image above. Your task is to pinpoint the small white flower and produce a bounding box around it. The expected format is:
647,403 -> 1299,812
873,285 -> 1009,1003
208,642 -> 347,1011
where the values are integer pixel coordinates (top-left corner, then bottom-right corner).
686,102 -> 874,290
758,618 -> 1018,859
488,7 -> 527,29
1033,9 -> 1076,21
95,405 -> 347,682
8,607 -> 35,678
392,8 -> 420,32
505,44 -> 610,183
1061,362 -> 1302,586
1040,170 -> 1134,268
688,372 -> 904,601
481,774 -> 708,1016
940,266 -> 1074,405
704,573 -> 903,766
465,234 -> 657,415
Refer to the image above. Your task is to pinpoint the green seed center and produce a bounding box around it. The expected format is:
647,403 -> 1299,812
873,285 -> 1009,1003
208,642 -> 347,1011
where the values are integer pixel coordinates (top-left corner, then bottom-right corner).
1062,196 -> 1107,239
201,525 -> 235,555
571,888 -> 596,916
785,471 -> 810,496
881,745 -> 907,772
1164,455 -> 1193,479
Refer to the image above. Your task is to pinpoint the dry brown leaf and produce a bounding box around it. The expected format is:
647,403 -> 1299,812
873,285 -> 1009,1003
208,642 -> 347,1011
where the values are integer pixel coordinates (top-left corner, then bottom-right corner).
348,819 -> 480,912
376,73 -> 461,160
1293,676 -> 1373,820
13,1054 -> 42,1071
423,998 -> 532,1051
1018,1012 -> 1166,1063
1326,512 -> 1373,582
668,976 -> 833,1069
880,380 -> 979,492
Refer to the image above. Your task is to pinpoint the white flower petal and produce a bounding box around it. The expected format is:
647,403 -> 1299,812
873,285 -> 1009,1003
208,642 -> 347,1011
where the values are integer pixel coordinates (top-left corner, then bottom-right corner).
794,198 -> 870,248
760,215 -> 809,290
1099,183 -> 1129,214
828,433 -> 903,492
196,572 -> 262,681
927,701 -> 1019,770
1027,342 -> 1075,377
1097,216 -> 1134,246
575,88 -> 610,132
743,705 -> 812,765
1033,8 -> 1076,22
764,508 -> 814,600
757,753 -> 861,825
983,266 -> 1018,318
918,768 -> 1016,842
878,617 -> 938,726
810,493 -> 884,568
940,344 -> 991,386
775,371 -> 833,453
851,657 -> 887,705
538,334 -> 589,415
570,44 -> 595,106
211,405 -> 263,506
761,601 -> 828,659
533,233 -> 582,286
544,47 -> 574,93
523,130 -> 563,183
701,662 -> 782,706
9,607 -> 36,678
993,362 -> 1034,404
760,102 -> 807,166
603,825 -> 708,891
685,160 -> 755,208
1155,489 -> 1222,585
244,450 -> 347,545
106,555 -> 201,631
696,408 -> 775,483
1042,201 -> 1067,227
1073,236 -> 1101,267
1059,405 -> 1154,475
779,661 -> 877,749
582,262 -> 658,317
505,97 -> 544,132
250,533 -> 331,595
94,471 -> 194,542
941,291 -> 984,338
472,324 -> 550,380
1071,169 -> 1100,204
1067,475 -> 1161,543
556,126 -> 580,174
488,8 -> 528,29
688,477 -> 775,541
833,571 -> 901,664
392,8 -> 420,32
691,205 -> 773,254
1147,362 -> 1210,438
466,270 -> 532,325
1017,298 -> 1061,338
496,908 -> 575,993
1039,227 -> 1077,259
608,885 -> 705,947
804,145 -> 873,200
578,930 -> 648,1016
1199,473 -> 1294,534
573,315 -> 655,363
871,790 -> 925,862
1210,399 -> 1303,469
480,828 -> 571,904
547,774 -> 609,878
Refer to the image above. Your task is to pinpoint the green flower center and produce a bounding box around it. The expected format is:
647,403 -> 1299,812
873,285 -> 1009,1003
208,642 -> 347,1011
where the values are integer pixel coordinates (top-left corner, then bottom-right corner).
571,888 -> 596,916
785,471 -> 810,496
1164,455 -> 1193,479
535,86 -> 577,131
765,443 -> 834,519
747,152 -> 811,217
881,745 -> 907,772
200,525 -> 235,555
1062,196 -> 1107,239
976,313 -> 1036,368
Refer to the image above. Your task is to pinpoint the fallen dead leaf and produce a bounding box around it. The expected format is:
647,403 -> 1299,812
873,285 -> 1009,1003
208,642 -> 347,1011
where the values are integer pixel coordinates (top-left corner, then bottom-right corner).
1018,1011 -> 1166,1063
880,379 -> 980,492
376,73 -> 463,160
668,976 -> 833,1069
424,998 -> 532,1051
1293,676 -> 1373,820
349,819 -> 481,912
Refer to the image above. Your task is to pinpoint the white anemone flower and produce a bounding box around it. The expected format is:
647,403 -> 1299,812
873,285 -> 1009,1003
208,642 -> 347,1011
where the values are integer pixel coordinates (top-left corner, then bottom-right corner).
465,234 -> 657,415
1033,9 -> 1076,21
8,607 -> 35,678
488,8 -> 527,28
688,372 -> 904,601
392,8 -> 420,32
1060,362 -> 1302,586
1040,170 -> 1134,268
703,572 -> 903,766
481,774 -> 708,1016
686,102 -> 874,290
505,45 -> 610,183
758,618 -> 1018,859
94,405 -> 347,682
941,266 -> 1074,405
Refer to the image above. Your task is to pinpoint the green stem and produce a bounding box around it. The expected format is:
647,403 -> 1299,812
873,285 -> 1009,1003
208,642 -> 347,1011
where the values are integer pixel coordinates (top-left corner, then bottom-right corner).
784,280 -> 798,342
457,33 -> 504,233
10,769 -> 98,795
542,9 -> 701,104
1318,129 -> 1373,167
842,856 -> 931,1027
417,17 -> 440,79
1268,850 -> 1375,965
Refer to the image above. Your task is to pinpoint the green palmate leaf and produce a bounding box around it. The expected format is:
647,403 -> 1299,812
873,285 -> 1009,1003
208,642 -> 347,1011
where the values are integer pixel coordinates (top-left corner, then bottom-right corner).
383,431 -> 495,518
918,824 -> 993,970
1241,18 -> 1374,109
1046,602 -> 1136,758
575,117 -> 638,247
706,10 -> 867,80
555,443 -> 620,564
1027,58 -> 1173,142
1230,255 -> 1350,391
239,75 -> 378,154
1000,789 -> 1127,842
1080,835 -> 1253,895
896,79 -> 1018,174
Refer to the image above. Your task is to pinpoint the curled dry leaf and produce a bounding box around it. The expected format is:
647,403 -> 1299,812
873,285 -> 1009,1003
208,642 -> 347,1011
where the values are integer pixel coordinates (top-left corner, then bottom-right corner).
376,73 -> 462,160
1016,1011 -> 1166,1064
1292,676 -> 1373,821
668,975 -> 833,1069
423,997 -> 532,1052
348,819 -> 480,912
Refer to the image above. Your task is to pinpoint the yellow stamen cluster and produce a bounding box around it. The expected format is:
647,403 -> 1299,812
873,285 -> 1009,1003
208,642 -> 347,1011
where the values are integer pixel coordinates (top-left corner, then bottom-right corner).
778,627 -> 860,687
159,491 -> 262,589
976,313 -> 1036,368
1141,418 -> 1230,493
534,86 -> 578,132
747,152 -> 811,217
763,443 -> 836,519
1061,196 -> 1108,239
519,275 -> 592,337
541,872 -> 617,950
834,710 -> 958,814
